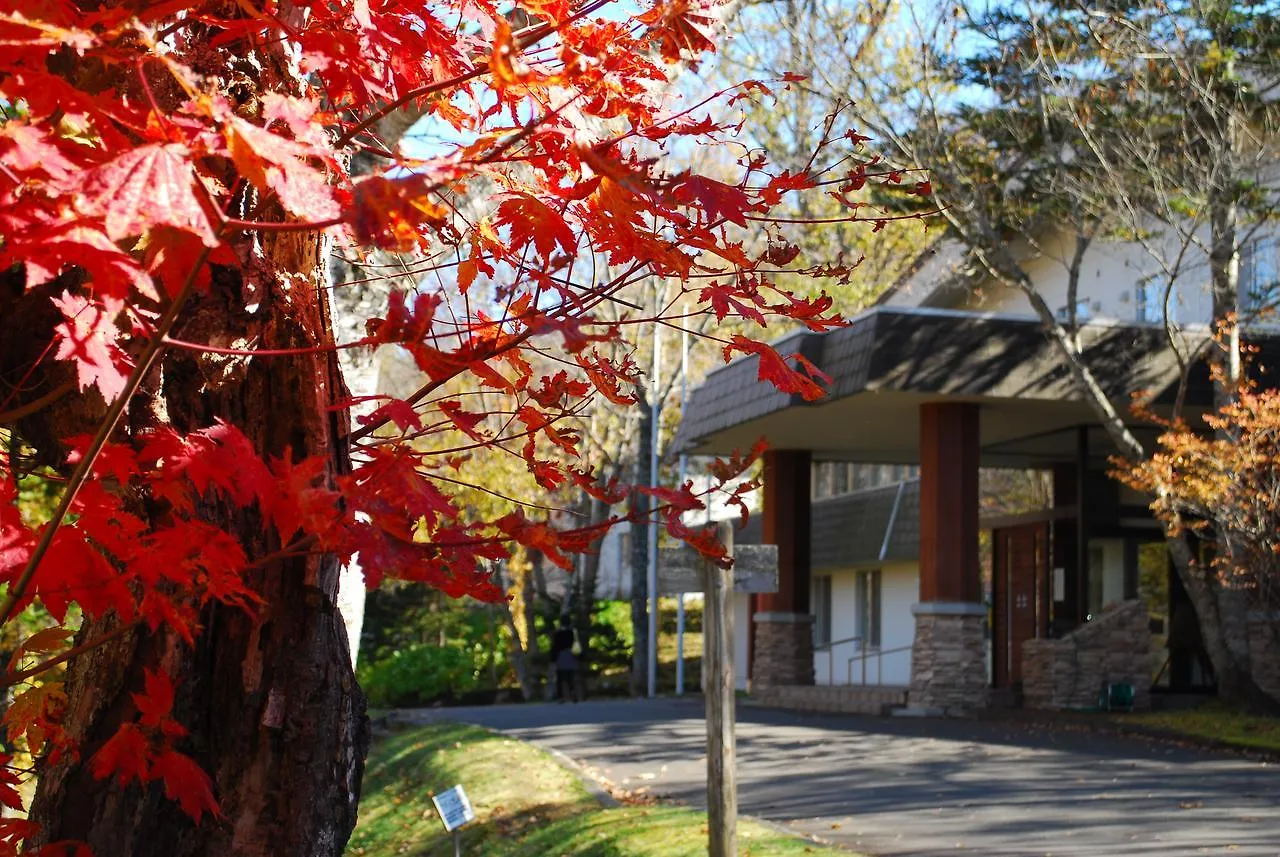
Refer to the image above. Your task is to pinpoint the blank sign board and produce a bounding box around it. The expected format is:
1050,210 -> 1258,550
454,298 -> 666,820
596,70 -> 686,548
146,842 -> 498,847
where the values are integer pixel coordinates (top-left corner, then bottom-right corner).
432,784 -> 475,832
657,544 -> 779,594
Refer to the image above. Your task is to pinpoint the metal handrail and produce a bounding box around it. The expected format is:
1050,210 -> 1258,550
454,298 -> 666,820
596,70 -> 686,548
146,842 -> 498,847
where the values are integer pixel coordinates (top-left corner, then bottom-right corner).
814,635 -> 862,685
845,643 -> 913,686
813,633 -> 863,653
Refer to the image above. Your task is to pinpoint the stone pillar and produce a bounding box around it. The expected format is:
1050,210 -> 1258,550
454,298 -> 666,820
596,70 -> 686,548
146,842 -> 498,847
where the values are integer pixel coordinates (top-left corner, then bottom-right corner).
752,613 -> 815,687
752,450 -> 814,687
909,603 -> 988,714
1248,611 -> 1280,702
908,402 -> 986,713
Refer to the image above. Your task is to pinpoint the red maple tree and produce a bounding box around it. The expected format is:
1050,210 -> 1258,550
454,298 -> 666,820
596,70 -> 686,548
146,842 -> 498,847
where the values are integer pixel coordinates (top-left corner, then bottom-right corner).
0,1 -> 904,853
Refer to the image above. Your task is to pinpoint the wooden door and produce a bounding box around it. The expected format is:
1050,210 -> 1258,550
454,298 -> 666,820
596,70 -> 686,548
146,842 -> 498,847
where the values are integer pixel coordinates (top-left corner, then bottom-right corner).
993,523 -> 1048,687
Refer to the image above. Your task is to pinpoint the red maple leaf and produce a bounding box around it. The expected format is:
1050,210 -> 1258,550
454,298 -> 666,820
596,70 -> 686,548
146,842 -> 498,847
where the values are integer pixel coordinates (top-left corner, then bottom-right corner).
438,400 -> 487,441
51,292 -> 132,403
1,221 -> 157,302
89,723 -> 150,787
226,117 -> 339,221
636,0 -> 721,62
151,749 -> 220,823
356,398 -> 424,433
0,477 -> 35,577
38,527 -> 136,622
132,668 -> 177,730
0,757 -> 24,811
722,335 -> 830,402
0,122 -> 83,183
677,174 -> 752,226
349,175 -> 450,250
699,280 -> 767,325
74,143 -> 219,246
495,193 -> 577,260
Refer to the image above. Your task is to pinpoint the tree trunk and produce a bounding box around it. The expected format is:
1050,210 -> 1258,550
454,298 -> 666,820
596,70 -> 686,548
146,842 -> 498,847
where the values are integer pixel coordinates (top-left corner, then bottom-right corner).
29,215 -> 368,853
629,399 -> 653,697
496,553 -> 541,701
1188,182 -> 1279,710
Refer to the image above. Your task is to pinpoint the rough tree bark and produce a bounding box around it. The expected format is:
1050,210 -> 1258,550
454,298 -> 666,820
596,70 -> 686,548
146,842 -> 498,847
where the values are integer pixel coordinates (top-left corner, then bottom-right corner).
15,18 -> 369,855
26,220 -> 368,857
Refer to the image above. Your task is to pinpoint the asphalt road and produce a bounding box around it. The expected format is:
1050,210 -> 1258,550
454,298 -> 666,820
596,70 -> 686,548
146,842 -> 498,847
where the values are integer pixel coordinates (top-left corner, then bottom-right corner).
396,697 -> 1280,857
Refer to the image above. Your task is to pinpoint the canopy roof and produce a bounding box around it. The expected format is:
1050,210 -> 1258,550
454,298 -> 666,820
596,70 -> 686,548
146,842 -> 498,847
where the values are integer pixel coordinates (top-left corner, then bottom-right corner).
675,307 -> 1280,468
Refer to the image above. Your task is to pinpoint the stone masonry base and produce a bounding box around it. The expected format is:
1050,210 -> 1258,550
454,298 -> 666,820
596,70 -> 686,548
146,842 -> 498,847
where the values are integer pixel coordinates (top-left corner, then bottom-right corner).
1022,599 -> 1151,711
753,684 -> 908,715
908,603 -> 988,715
752,612 -> 815,687
1249,613 -> 1280,702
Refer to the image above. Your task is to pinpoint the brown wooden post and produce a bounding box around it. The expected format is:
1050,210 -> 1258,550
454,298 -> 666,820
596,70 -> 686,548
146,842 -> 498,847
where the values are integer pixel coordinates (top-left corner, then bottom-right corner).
918,402 -> 980,603
705,520 -> 737,857
754,449 -> 814,688
758,449 -> 811,614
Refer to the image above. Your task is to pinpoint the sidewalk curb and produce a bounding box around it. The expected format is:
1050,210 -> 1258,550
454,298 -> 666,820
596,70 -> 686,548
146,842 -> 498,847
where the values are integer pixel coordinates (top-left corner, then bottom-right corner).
537,744 -> 621,809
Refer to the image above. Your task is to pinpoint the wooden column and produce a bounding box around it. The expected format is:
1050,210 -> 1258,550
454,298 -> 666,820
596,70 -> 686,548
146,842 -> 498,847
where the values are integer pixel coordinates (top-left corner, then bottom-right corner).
910,402 -> 987,712
758,449 -> 811,614
918,402 -> 980,604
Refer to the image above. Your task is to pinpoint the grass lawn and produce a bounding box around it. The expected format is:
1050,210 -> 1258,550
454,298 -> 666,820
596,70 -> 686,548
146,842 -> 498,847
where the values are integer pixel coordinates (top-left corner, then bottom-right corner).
347,721 -> 853,857
1123,702 -> 1280,753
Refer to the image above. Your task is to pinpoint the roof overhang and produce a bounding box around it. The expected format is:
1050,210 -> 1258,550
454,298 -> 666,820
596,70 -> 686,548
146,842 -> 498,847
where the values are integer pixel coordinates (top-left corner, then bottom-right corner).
674,307 -> 1280,468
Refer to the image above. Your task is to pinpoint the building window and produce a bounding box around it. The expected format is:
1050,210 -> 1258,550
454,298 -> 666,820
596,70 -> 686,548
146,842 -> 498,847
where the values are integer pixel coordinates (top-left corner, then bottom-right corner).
1137,276 -> 1179,325
1055,298 -> 1091,324
855,569 -> 881,647
1136,280 -> 1161,323
813,575 -> 833,645
1244,236 -> 1279,315
834,462 -> 850,495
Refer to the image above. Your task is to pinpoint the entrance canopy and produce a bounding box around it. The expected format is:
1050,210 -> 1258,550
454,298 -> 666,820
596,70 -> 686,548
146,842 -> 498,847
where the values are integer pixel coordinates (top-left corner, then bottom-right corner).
674,307 -> 1276,468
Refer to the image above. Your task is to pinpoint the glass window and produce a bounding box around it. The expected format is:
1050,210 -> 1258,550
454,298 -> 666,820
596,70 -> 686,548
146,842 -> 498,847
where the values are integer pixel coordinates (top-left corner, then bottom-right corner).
1086,538 -> 1127,619
855,570 -> 882,647
1056,298 -> 1091,324
1136,280 -> 1165,323
1245,236 -> 1278,314
813,575 -> 833,645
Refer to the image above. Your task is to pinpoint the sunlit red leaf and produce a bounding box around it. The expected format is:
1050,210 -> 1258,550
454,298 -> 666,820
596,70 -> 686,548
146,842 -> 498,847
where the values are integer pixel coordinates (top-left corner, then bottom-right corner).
75,143 -> 219,246
226,117 -> 339,221
722,335 -> 830,401
495,193 -> 576,260
51,292 -> 132,403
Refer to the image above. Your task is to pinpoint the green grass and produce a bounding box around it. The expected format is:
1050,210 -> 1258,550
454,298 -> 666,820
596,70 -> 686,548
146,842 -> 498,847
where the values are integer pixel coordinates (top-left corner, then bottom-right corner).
1124,703 -> 1280,753
347,722 -> 853,857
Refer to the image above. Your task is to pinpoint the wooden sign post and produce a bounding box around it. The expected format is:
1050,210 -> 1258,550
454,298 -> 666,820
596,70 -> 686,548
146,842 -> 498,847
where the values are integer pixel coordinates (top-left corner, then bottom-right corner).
659,524 -> 778,857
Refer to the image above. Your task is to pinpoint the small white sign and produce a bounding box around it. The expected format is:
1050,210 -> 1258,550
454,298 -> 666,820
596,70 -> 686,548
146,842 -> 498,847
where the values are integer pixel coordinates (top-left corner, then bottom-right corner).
432,785 -> 475,832
1053,567 -> 1066,602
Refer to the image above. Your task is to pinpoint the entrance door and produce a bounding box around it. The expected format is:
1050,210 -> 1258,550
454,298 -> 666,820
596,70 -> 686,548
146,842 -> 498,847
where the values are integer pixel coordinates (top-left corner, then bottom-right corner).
992,523 -> 1048,687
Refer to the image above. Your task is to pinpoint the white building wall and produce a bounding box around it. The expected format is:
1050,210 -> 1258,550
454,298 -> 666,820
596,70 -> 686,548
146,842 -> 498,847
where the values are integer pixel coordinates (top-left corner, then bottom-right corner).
813,561 -> 918,687
878,563 -> 918,685
949,230 -> 1217,325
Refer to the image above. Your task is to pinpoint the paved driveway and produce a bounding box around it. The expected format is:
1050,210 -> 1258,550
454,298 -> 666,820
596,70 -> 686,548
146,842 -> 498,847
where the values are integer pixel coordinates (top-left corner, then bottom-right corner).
397,698 -> 1280,857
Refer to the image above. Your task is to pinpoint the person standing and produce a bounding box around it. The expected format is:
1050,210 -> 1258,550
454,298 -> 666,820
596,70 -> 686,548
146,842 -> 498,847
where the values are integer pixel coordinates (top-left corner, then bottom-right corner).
550,615 -> 580,702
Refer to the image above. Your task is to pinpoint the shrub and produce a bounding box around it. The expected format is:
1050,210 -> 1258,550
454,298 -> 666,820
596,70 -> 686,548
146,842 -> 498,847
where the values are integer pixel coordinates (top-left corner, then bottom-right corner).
358,644 -> 481,708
